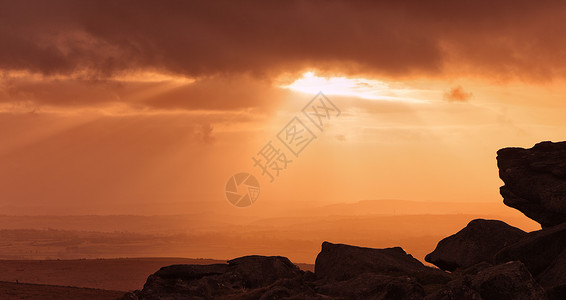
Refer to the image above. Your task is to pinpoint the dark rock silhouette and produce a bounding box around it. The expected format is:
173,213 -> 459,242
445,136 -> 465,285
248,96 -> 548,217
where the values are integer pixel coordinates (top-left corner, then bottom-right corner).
459,261 -> 493,276
128,255 -> 303,299
124,242 -> 549,299
315,241 -> 428,281
494,141 -> 566,299
225,255 -> 303,289
425,219 -> 526,271
315,273 -> 426,300
123,243 -> 450,300
495,222 -> 566,277
493,221 -> 566,300
313,242 -> 451,299
497,141 -> 566,228
538,249 -> 566,300
425,261 -> 546,300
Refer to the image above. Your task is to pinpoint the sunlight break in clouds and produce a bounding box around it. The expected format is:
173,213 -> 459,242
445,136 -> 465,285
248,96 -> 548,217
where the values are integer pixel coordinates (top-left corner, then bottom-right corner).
282,72 -> 427,103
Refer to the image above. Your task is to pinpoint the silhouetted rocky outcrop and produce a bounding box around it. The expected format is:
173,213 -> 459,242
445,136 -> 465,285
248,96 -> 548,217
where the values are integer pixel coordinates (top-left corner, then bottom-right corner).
425,140 -> 566,299
123,243 -> 450,299
498,141 -> 566,228
127,256 -> 304,299
425,219 -> 526,271
495,222 -> 566,276
315,242 -> 428,280
425,261 -> 546,300
124,141 -> 566,299
123,241 -> 548,299
313,242 -> 451,298
538,249 -> 566,300
315,274 -> 426,300
493,221 -> 566,299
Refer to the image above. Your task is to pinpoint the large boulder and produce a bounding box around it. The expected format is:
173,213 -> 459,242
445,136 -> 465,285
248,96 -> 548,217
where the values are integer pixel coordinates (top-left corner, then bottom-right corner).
497,141 -> 566,227
136,264 -> 233,299
425,219 -> 527,271
314,241 -> 428,281
226,255 -> 303,289
495,222 -> 566,277
132,255 -> 303,299
538,249 -> 566,300
149,263 -> 228,281
425,261 -> 547,300
227,276 -> 323,300
469,261 -> 547,300
315,273 -> 425,300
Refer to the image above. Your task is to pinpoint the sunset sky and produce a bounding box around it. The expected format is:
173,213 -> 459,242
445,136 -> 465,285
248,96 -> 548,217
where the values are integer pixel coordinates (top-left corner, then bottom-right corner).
2,0 -> 566,216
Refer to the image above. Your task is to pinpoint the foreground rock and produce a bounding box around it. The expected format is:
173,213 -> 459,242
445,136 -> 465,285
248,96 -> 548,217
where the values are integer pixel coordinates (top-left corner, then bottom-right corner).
425,261 -> 547,300
314,242 -> 451,299
538,249 -> 566,300
125,239 -> 559,299
127,255 -> 303,299
425,219 -> 526,271
497,141 -> 566,227
315,241 -> 429,280
125,242 -> 453,299
495,222 -> 566,277
493,221 -> 566,300
315,274 -> 425,300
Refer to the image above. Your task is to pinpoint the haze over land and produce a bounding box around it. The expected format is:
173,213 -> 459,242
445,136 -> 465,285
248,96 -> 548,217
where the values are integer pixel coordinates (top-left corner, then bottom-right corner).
0,200 -> 539,264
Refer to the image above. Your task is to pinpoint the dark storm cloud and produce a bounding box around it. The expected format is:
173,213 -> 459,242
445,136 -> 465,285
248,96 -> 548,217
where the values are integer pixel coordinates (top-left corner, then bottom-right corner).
1,0 -> 566,110
0,73 -> 290,110
0,0 -> 440,77
1,0 -> 564,79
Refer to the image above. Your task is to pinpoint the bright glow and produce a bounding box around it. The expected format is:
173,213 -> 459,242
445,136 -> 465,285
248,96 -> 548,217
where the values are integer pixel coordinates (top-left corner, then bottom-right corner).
282,72 -> 426,102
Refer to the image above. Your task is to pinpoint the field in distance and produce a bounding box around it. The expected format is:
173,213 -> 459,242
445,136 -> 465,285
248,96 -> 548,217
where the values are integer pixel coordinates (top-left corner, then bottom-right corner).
0,258 -> 228,292
0,281 -> 124,300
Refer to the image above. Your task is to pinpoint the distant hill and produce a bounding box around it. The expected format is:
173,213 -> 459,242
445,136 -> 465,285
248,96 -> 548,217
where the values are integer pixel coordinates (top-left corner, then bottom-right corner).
311,199 -> 516,216
0,199 -> 538,231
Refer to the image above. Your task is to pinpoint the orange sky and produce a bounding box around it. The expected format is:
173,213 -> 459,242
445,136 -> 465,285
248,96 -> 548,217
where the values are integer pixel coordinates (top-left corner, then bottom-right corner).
1,0 -> 566,216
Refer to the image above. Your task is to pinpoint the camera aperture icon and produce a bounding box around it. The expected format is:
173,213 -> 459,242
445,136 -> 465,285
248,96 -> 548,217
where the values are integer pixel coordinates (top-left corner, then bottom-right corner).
225,172 -> 260,207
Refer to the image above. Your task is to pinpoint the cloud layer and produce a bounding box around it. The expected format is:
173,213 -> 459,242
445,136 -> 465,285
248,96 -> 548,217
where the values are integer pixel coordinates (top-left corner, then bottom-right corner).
1,0 -> 566,80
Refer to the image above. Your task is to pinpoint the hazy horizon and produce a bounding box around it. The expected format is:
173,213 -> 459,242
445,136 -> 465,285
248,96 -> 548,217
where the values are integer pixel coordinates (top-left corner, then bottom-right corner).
0,199 -> 541,265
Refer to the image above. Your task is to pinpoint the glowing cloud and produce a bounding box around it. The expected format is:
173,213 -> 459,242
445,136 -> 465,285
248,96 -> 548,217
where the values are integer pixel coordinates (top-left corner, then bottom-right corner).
282,72 -> 426,102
